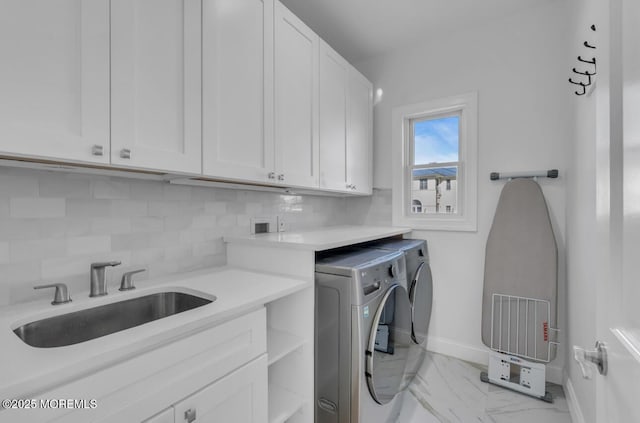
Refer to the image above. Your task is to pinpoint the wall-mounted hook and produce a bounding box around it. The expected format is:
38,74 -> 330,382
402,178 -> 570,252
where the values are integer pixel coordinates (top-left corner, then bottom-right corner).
568,78 -> 588,96
584,41 -> 596,49
578,56 -> 596,65
572,68 -> 595,77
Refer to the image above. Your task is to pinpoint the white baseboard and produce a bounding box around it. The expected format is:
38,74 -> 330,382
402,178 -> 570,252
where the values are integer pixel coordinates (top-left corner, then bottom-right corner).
563,375 -> 586,423
426,335 -> 564,385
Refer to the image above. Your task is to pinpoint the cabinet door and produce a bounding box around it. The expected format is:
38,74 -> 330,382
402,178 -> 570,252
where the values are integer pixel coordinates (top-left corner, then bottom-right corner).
274,1 -> 319,188
202,0 -> 274,183
173,355 -> 268,423
0,0 -> 109,164
319,41 -> 349,192
111,0 -> 202,174
347,67 -> 373,195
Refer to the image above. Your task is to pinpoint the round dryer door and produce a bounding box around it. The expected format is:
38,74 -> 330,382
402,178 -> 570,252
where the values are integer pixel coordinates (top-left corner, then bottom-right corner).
365,284 -> 413,405
409,261 -> 433,345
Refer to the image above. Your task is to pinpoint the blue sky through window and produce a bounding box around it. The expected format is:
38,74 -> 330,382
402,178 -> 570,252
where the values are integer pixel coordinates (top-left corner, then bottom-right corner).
413,116 -> 459,164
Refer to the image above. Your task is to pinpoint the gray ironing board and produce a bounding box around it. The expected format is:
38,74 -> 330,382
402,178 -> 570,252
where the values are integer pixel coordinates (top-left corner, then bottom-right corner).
481,179 -> 557,362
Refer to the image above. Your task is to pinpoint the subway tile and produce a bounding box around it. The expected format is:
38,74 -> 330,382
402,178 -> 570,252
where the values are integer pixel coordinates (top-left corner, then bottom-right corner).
205,201 -> 227,215
10,198 -> 65,218
0,173 -> 39,197
111,233 -> 152,251
1,261 -> 41,284
40,176 -> 90,199
10,239 -> 66,262
191,215 -> 217,229
164,216 -> 193,231
0,219 -> 40,240
190,187 -> 215,201
131,217 -> 163,233
130,181 -> 164,201
92,179 -> 131,199
131,247 -> 164,266
67,199 -> 111,218
110,200 -> 148,217
38,218 -> 91,239
226,201 -> 247,214
0,242 -> 9,263
164,245 -> 192,261
0,199 -> 8,217
91,217 -> 132,235
216,214 -> 237,227
163,184 -> 191,201
67,235 -> 111,256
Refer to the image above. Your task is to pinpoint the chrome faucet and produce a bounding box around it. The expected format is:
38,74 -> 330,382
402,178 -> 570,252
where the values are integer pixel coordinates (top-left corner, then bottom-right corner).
90,261 -> 121,297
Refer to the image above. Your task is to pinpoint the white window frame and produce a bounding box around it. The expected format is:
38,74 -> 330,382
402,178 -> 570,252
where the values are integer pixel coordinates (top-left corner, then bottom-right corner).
392,92 -> 478,231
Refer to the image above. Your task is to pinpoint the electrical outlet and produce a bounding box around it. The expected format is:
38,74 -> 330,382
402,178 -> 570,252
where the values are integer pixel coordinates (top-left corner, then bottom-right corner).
277,216 -> 286,232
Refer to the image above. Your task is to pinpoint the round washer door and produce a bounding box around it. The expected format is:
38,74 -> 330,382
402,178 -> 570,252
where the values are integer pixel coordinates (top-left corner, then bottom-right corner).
365,284 -> 413,405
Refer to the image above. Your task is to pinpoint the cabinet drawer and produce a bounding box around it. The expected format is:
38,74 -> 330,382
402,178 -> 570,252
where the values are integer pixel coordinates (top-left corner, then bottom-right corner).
11,308 -> 266,423
174,355 -> 267,423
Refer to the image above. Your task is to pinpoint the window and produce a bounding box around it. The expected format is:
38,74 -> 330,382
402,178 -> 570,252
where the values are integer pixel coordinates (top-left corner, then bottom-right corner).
392,92 -> 478,231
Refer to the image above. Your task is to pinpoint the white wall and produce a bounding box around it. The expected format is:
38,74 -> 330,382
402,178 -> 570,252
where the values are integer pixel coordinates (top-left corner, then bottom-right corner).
349,1 -> 571,382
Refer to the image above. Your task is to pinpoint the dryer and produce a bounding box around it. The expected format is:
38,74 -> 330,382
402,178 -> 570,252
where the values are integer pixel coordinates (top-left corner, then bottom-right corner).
315,248 -> 412,423
365,238 -> 433,381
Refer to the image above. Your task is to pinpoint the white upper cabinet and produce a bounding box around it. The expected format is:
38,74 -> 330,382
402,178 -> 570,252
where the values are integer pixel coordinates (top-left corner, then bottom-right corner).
202,0 -> 274,182
110,0 -> 202,174
0,0 -> 110,164
318,43 -> 373,195
347,67 -> 373,195
274,1 -> 320,188
319,41 -> 349,192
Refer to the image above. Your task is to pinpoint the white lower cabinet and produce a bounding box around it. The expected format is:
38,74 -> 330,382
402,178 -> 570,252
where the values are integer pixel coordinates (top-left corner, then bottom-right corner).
173,355 -> 268,423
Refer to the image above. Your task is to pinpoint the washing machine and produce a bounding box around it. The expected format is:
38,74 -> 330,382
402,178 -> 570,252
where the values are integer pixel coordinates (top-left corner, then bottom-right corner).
365,238 -> 432,345
365,239 -> 433,384
315,248 -> 413,423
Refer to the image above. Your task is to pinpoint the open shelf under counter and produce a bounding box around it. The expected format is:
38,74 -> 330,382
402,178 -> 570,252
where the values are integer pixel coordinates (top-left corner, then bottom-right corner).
267,327 -> 307,366
268,383 -> 304,423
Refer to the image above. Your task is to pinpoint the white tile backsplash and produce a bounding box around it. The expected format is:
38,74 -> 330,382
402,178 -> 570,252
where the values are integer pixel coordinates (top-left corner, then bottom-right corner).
10,197 -> 66,218
0,167 -> 350,305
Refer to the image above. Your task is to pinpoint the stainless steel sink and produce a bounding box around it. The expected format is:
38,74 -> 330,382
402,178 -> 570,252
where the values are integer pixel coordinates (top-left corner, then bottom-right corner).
14,291 -> 214,348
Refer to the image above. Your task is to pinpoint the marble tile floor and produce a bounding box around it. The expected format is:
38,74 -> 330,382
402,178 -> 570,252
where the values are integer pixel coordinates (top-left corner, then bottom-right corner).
395,351 -> 572,423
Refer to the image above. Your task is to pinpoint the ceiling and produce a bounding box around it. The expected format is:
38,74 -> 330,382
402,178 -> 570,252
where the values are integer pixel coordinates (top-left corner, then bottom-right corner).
280,0 -> 559,63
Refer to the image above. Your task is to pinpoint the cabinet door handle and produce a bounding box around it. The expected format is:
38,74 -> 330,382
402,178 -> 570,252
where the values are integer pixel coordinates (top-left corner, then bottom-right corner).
92,145 -> 103,156
277,174 -> 285,181
268,172 -> 276,179
184,408 -> 196,423
120,148 -> 131,159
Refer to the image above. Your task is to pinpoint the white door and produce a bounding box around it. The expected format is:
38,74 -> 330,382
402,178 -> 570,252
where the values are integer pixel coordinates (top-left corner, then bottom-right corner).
111,0 -> 202,174
319,40 -> 349,192
202,0 -> 275,183
173,356 -> 268,423
0,0 -> 110,164
347,66 -> 374,195
594,0 -> 640,420
274,1 -> 319,188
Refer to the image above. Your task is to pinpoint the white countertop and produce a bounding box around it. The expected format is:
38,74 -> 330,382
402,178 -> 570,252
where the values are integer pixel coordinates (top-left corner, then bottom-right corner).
0,266 -> 308,400
224,225 -> 411,251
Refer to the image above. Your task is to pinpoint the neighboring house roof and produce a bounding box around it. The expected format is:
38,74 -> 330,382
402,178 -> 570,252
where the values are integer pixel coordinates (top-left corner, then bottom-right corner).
412,167 -> 457,178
